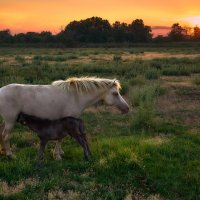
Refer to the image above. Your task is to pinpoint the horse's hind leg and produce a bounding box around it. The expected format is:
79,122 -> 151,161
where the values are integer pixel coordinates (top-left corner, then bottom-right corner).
0,122 -> 6,153
2,122 -> 15,158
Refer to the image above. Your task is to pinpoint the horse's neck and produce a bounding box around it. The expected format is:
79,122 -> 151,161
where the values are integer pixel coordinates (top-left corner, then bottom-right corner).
78,89 -> 105,111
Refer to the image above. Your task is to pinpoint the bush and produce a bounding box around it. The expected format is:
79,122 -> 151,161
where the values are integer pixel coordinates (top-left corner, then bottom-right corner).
129,84 -> 166,131
130,102 -> 156,131
113,55 -> 122,61
162,66 -> 190,76
145,68 -> 160,80
121,81 -> 129,95
129,75 -> 145,86
129,84 -> 166,107
15,56 -> 25,63
192,76 -> 200,85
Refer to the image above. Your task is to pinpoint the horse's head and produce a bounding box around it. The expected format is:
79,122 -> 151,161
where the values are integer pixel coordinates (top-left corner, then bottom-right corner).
102,80 -> 129,114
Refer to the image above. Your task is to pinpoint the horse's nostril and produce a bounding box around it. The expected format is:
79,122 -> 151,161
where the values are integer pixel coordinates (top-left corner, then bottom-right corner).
121,106 -> 129,114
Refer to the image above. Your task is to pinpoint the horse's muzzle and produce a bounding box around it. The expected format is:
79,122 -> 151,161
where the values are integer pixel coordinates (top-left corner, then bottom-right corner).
120,105 -> 130,114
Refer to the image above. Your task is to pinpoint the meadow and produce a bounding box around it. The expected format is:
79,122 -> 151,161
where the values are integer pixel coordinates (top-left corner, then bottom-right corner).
0,47 -> 200,200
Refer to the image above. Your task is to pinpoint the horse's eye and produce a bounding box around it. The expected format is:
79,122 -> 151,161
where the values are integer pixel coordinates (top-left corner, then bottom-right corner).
113,92 -> 118,96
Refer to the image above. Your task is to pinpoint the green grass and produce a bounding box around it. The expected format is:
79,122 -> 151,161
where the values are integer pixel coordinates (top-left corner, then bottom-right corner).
0,47 -> 200,199
0,118 -> 199,200
192,76 -> 200,85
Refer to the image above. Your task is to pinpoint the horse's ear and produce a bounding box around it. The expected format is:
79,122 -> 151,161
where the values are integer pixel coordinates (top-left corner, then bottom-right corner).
112,79 -> 117,86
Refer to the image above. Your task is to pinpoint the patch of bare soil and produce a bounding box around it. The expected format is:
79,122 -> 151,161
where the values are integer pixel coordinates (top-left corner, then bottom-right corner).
157,76 -> 200,126
124,52 -> 200,60
125,191 -> 164,200
48,190 -> 80,200
0,178 -> 38,196
2,52 -> 199,66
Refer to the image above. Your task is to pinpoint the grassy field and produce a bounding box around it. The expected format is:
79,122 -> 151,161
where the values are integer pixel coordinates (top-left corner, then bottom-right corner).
0,47 -> 200,200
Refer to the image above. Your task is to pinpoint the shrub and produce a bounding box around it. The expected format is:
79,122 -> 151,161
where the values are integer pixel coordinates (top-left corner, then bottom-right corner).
162,66 -> 190,76
15,56 -> 25,63
192,76 -> 200,85
113,55 -> 122,61
145,68 -> 160,80
121,81 -> 129,95
67,54 -> 78,60
129,84 -> 166,107
129,75 -> 145,86
130,102 -> 156,131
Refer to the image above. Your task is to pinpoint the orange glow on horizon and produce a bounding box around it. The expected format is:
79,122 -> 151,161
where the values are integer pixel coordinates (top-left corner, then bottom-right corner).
183,16 -> 200,27
0,0 -> 200,35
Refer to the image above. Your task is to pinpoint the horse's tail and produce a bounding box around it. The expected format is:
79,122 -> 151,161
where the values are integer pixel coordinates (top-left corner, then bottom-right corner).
0,122 -> 5,142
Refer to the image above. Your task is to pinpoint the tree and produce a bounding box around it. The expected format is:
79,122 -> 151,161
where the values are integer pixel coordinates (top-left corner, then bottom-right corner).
112,21 -> 128,42
127,19 -> 152,42
0,29 -> 12,43
153,35 -> 169,43
168,23 -> 186,41
63,17 -> 112,43
193,26 -> 200,41
40,31 -> 54,43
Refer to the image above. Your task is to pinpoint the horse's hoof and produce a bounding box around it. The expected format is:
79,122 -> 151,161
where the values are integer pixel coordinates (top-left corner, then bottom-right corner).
54,154 -> 62,160
0,149 -> 6,155
35,162 -> 41,171
84,156 -> 89,161
7,153 -> 16,159
59,149 -> 64,155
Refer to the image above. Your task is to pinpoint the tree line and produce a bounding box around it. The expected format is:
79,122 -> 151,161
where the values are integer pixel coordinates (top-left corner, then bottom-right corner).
0,17 -> 200,46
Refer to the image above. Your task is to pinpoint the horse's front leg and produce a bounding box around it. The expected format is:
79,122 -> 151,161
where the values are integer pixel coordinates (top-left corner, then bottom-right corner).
1,122 -> 15,158
53,140 -> 63,160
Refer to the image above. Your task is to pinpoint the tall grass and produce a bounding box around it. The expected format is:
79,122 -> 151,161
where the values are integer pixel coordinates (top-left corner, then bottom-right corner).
192,76 -> 200,85
129,84 -> 166,131
129,84 -> 166,107
145,68 -> 160,80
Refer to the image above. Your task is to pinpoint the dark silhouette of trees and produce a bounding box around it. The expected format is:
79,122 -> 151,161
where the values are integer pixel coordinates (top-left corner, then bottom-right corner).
168,23 -> 186,41
127,19 -> 152,42
193,26 -> 200,41
13,31 -> 54,43
0,29 -> 12,43
40,31 -> 54,43
61,17 -> 112,43
112,21 -> 128,42
153,35 -> 169,43
1,17 -> 199,45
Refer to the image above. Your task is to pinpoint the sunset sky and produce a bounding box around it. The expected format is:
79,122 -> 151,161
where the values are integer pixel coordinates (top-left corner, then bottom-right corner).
0,0 -> 200,36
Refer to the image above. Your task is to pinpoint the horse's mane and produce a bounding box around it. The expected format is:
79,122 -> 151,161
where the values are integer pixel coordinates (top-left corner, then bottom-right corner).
51,77 -> 121,93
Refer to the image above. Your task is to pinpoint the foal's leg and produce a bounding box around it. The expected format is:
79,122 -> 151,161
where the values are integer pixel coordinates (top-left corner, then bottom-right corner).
79,124 -> 91,157
73,132 -> 90,161
82,134 -> 91,156
53,140 -> 63,160
57,139 -> 64,155
37,140 -> 47,168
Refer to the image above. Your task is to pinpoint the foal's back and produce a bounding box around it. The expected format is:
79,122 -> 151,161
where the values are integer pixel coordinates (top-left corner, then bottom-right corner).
17,113 -> 84,140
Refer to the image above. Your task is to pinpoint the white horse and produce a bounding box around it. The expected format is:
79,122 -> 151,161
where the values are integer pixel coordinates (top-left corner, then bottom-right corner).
0,77 -> 129,159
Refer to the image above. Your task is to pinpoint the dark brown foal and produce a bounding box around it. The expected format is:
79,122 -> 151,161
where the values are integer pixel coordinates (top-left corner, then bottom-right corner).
17,113 -> 91,166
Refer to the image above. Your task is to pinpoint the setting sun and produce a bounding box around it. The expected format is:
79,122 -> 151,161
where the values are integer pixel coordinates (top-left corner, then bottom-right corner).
184,16 -> 200,27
